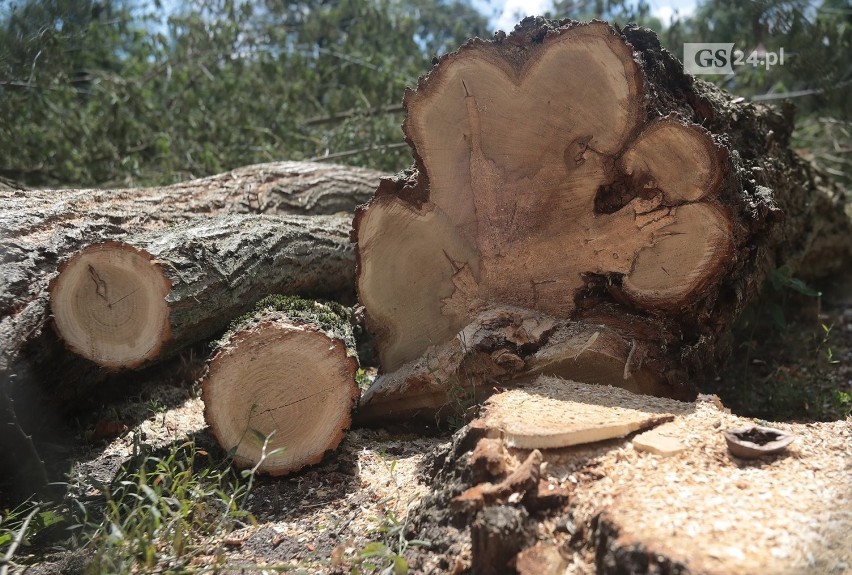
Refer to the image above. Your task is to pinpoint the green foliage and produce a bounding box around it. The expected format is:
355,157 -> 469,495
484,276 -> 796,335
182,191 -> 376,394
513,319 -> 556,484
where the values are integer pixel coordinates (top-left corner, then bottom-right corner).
355,367 -> 376,391
352,541 -> 409,575
2,438 -> 277,573
758,265 -> 823,329
792,116 -> 852,188
661,0 -> 851,120
0,0 -> 487,187
2,0 -> 848,189
353,510 -> 430,574
0,501 -> 65,568
550,0 -> 664,31
834,390 -> 852,416
219,294 -> 354,350
714,270 -> 848,421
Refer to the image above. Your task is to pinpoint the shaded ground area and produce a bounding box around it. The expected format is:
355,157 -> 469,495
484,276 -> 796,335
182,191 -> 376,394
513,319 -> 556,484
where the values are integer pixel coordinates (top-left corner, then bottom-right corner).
714,269 -> 852,422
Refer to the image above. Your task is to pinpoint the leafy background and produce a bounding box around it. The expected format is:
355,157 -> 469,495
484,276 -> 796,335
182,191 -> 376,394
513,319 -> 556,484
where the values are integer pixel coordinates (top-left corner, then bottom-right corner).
1,0 -> 849,189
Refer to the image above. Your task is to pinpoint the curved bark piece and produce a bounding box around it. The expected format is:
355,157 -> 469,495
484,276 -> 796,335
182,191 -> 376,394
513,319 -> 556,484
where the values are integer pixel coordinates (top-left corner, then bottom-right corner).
50,214 -> 354,370
201,298 -> 359,475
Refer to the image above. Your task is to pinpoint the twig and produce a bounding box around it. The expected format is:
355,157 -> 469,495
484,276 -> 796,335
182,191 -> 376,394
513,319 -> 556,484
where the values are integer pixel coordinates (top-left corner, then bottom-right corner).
303,104 -> 404,126
308,142 -> 408,162
751,78 -> 852,101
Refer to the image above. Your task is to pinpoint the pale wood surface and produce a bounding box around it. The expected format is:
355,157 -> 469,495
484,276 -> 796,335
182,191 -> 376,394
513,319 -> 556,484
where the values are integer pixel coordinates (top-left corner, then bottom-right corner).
50,214 -> 355,369
202,312 -> 359,475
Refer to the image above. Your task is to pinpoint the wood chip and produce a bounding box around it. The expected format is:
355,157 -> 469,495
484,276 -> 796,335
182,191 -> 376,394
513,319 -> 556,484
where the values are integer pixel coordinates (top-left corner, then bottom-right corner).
632,423 -> 687,456
516,542 -> 568,574
476,375 -> 692,449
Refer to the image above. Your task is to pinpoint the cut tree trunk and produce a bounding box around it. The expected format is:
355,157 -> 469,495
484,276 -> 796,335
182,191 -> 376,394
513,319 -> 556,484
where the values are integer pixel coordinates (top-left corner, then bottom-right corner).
354,18 -> 852,420
49,214 -> 354,370
1,160 -> 381,378
201,297 -> 359,475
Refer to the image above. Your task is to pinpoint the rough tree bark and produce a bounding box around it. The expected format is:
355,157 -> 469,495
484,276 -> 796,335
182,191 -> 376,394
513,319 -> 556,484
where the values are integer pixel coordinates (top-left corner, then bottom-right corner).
0,161 -> 380,502
1,160 -> 381,378
49,214 -> 354,370
354,19 -> 852,420
201,296 -> 360,475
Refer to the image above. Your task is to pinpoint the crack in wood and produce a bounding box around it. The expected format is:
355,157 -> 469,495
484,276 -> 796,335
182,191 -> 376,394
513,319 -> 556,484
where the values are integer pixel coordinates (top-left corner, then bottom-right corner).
256,388 -> 331,413
107,287 -> 139,309
87,264 -> 109,304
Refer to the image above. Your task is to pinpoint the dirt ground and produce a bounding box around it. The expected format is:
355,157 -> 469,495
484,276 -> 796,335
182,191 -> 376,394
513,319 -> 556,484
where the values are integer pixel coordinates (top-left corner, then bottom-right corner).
9,271 -> 852,574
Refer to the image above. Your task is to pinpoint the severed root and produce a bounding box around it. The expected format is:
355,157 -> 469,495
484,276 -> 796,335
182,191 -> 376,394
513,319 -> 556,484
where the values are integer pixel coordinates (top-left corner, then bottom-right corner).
201,297 -> 359,475
358,306 -> 679,422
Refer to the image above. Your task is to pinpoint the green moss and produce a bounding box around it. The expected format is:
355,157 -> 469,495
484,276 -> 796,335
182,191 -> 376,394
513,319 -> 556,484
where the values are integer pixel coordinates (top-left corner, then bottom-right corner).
216,295 -> 356,353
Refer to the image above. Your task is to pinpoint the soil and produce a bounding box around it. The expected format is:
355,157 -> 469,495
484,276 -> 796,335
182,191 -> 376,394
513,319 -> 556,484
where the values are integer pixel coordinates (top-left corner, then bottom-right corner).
8,271 -> 852,575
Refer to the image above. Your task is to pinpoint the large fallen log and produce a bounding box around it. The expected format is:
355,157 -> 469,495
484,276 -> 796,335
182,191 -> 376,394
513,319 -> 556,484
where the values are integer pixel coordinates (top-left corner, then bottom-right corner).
49,214 -> 354,370
201,296 -> 360,475
1,160 -> 381,378
354,19 -> 852,420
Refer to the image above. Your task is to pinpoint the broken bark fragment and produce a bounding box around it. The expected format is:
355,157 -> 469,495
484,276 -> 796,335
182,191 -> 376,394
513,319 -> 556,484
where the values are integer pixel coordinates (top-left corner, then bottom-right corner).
722,426 -> 795,459
515,543 -> 568,575
470,505 -> 535,575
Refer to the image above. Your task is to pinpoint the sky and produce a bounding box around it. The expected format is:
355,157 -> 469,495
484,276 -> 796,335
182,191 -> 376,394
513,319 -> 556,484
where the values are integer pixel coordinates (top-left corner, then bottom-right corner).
474,0 -> 698,32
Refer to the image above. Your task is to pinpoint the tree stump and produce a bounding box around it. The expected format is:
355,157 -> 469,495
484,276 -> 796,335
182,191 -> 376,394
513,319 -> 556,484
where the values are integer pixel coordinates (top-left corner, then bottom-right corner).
406,379 -> 851,575
354,19 -> 852,419
200,296 -> 359,475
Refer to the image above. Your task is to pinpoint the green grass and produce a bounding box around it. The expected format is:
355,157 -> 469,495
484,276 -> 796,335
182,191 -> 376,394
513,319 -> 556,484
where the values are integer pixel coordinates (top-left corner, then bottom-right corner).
712,269 -> 850,422
0,500 -> 65,574
0,439 -> 275,574
71,442 -> 253,574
